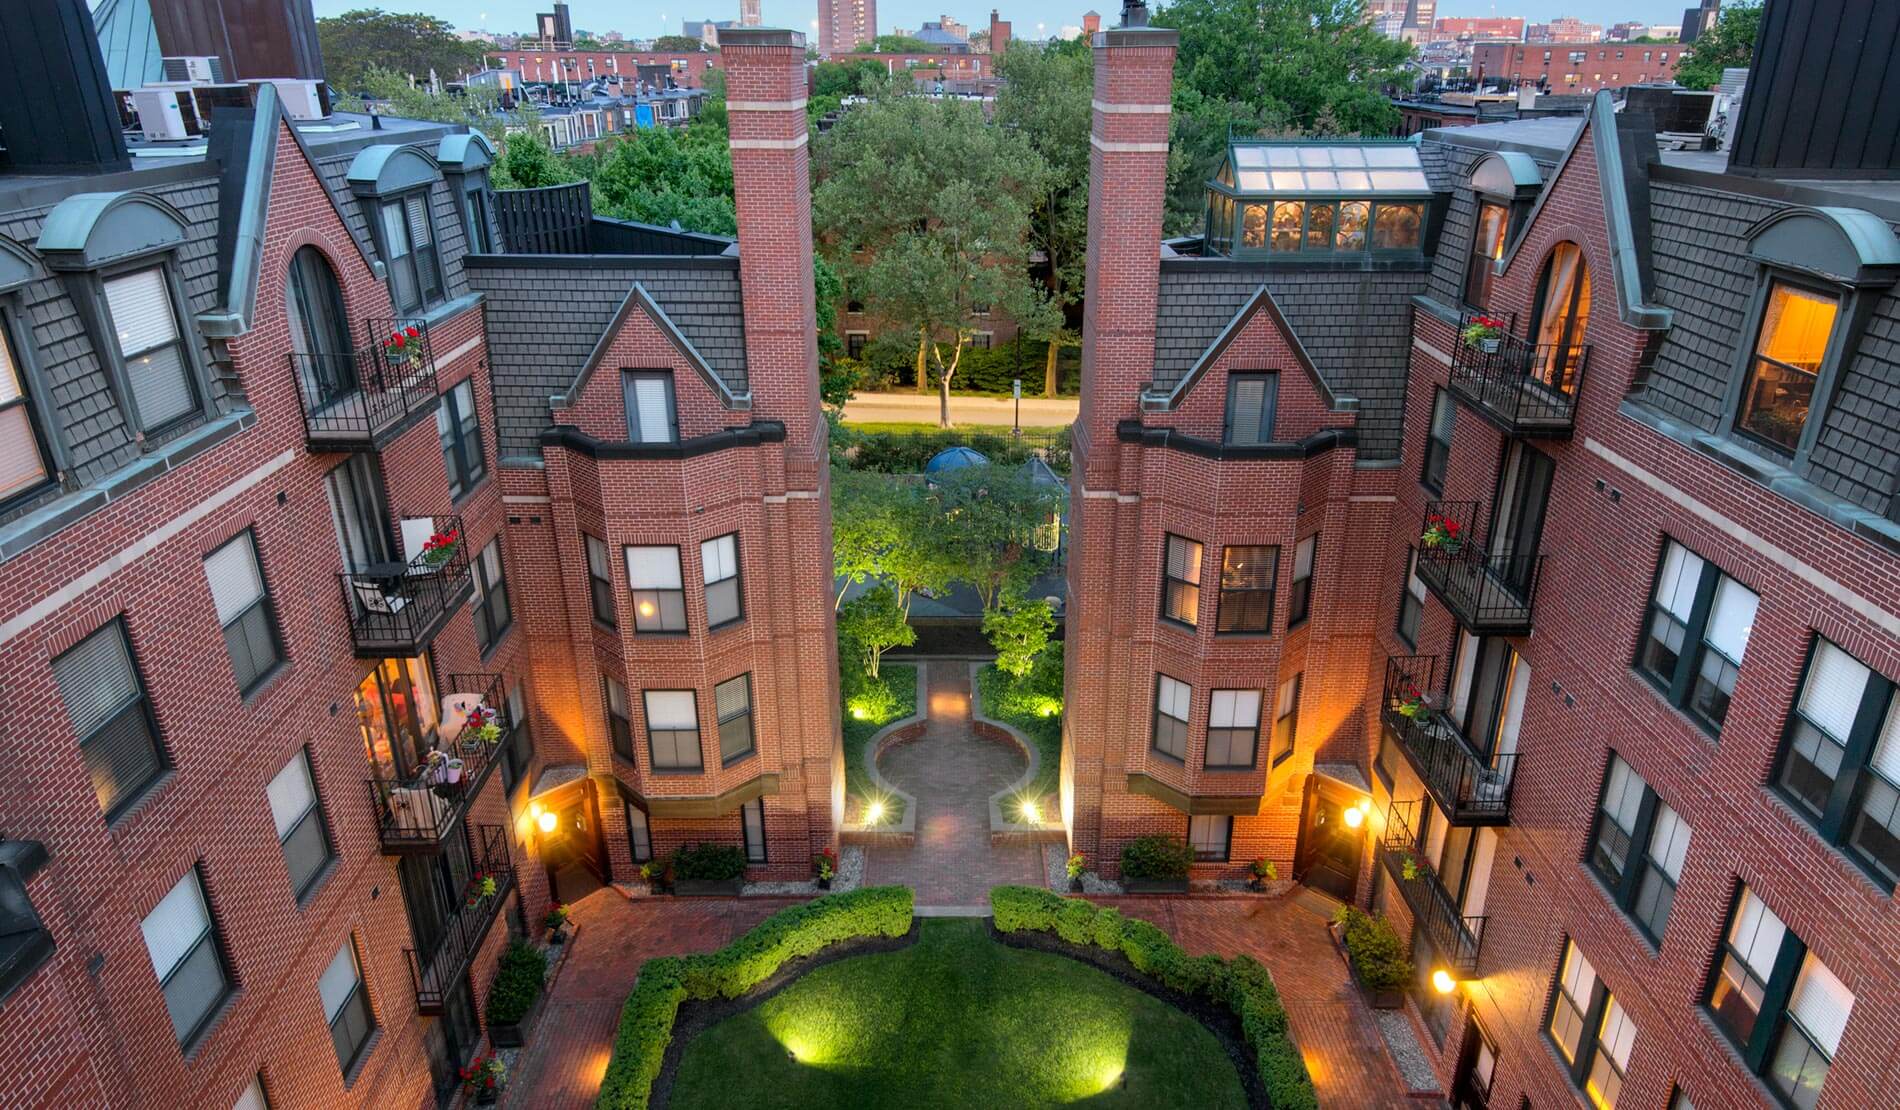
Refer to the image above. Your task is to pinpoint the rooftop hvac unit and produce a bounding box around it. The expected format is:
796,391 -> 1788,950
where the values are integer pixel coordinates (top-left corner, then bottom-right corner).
161,55 -> 225,84
131,89 -> 193,141
265,79 -> 327,121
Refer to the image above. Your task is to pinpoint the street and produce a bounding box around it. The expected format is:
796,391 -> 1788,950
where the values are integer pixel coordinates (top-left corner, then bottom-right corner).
842,390 -> 1080,428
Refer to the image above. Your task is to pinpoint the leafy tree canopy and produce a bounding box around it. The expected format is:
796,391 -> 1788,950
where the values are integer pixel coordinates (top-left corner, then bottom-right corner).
568,124 -> 737,233
984,592 -> 1057,678
857,35 -> 934,53
318,9 -> 483,91
1674,2 -> 1761,91
924,464 -> 1064,611
838,584 -> 916,678
653,35 -> 709,52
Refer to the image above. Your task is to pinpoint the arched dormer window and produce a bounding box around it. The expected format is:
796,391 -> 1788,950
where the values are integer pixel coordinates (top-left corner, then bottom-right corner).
1530,242 -> 1591,393
286,247 -> 355,409
346,144 -> 447,315
1464,152 -> 1541,311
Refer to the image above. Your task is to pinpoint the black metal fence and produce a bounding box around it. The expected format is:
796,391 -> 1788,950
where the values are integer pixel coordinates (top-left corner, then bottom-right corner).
1379,800 -> 1486,976
337,514 -> 474,657
1449,311 -> 1587,434
494,181 -> 593,254
290,317 -> 438,447
1381,655 -> 1519,823
405,824 -> 514,1011
1415,500 -> 1541,632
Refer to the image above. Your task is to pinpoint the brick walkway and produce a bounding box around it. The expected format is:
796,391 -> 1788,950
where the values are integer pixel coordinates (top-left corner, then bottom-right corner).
863,660 -> 1045,907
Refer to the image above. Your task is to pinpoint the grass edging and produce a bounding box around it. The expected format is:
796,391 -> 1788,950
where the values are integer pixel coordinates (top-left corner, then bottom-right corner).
989,886 -> 1318,1110
597,886 -> 915,1110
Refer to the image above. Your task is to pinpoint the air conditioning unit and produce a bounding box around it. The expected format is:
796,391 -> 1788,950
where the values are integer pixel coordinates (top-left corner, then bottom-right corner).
131,89 -> 192,141
161,55 -> 225,84
267,79 -> 327,121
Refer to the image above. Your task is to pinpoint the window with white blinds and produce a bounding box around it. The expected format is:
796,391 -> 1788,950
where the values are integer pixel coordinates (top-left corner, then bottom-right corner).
319,938 -> 375,1072
702,533 -> 742,628
1288,533 -> 1318,626
715,673 -> 754,764
1152,674 -> 1191,761
1162,534 -> 1202,626
623,371 -> 678,444
1224,372 -> 1277,445
104,267 -> 196,431
1188,814 -> 1231,861
0,325 -> 49,502
1777,636 -> 1900,887
585,533 -> 617,626
1206,689 -> 1260,768
205,531 -> 281,694
378,193 -> 442,314
1637,538 -> 1754,735
625,545 -> 686,632
644,689 -> 702,771
55,621 -> 164,817
141,869 -> 229,1045
268,749 -> 332,899
1786,953 -> 1852,1058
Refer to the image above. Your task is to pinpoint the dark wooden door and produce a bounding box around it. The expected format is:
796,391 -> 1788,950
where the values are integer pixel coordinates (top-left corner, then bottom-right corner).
1297,780 -> 1363,903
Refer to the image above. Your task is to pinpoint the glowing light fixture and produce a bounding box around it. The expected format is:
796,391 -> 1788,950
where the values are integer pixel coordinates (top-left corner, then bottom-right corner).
1431,968 -> 1457,994
1342,805 -> 1364,829
637,600 -> 657,618
851,706 -> 868,720
1021,800 -> 1041,824
537,810 -> 559,833
865,800 -> 886,825
1357,798 -> 1373,815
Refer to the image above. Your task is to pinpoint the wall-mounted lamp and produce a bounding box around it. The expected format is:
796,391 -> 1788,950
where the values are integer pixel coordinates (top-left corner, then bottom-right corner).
538,809 -> 559,834
1431,968 -> 1458,994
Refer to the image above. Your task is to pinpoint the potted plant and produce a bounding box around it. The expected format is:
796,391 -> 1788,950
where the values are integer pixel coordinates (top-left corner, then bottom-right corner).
1248,858 -> 1277,892
486,942 -> 551,1047
383,324 -> 423,366
460,1052 -> 507,1105
1460,314 -> 1506,353
1066,852 -> 1087,892
638,860 -> 668,895
1330,906 -> 1409,1009
669,843 -> 748,896
1395,684 -> 1431,721
1420,512 -> 1464,554
420,527 -> 460,567
812,848 -> 838,890
1401,854 -> 1434,883
1119,834 -> 1194,893
544,902 -> 571,944
462,705 -> 502,749
466,871 -> 498,906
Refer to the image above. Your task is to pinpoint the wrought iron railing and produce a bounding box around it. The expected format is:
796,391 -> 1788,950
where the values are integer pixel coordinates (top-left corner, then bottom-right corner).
336,515 -> 473,658
1381,656 -> 1519,824
1415,500 -> 1542,632
289,317 -> 438,447
1449,312 -> 1588,434
1378,800 -> 1486,976
405,824 -> 514,1012
364,671 -> 509,853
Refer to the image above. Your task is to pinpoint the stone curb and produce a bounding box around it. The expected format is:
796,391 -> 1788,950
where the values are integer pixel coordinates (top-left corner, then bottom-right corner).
969,660 -> 1068,842
841,663 -> 924,844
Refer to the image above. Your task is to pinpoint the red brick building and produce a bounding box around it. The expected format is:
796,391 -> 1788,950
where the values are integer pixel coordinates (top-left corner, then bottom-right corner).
484,50 -> 720,88
1474,40 -> 1683,92
1429,16 -> 1526,42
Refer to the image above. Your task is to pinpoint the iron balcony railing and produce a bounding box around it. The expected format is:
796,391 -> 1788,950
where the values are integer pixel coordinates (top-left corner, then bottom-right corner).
1381,656 -> 1519,825
405,824 -> 514,1013
1378,800 -> 1485,977
1448,312 -> 1588,436
1415,500 -> 1542,633
289,317 -> 440,449
365,671 -> 511,853
337,515 -> 473,658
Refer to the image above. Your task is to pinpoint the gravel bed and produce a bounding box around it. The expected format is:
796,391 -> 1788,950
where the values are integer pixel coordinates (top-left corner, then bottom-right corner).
1374,1008 -> 1442,1093
742,845 -> 866,896
1040,843 -> 1123,894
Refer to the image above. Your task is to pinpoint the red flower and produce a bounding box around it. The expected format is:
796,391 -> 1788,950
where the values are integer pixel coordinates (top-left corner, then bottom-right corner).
388,332 -> 405,348
405,325 -> 421,338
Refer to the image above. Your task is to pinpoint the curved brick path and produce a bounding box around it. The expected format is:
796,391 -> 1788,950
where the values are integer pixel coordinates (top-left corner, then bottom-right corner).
862,659 -> 1046,907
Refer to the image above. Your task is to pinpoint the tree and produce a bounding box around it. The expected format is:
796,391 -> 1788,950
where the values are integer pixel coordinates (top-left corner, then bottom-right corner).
577,125 -> 737,233
838,584 -> 916,678
830,468 -> 903,606
858,35 -> 933,53
814,96 -> 1059,426
317,9 -> 483,91
925,464 -> 1063,612
1674,2 -> 1762,91
492,128 -> 576,189
334,66 -> 539,147
653,35 -> 707,52
984,592 -> 1056,678
1164,86 -> 1286,235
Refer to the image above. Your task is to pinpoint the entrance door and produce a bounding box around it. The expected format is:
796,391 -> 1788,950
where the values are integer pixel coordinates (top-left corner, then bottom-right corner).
1488,442 -> 1553,597
1452,1016 -> 1499,1109
1295,778 -> 1364,903
542,788 -> 609,902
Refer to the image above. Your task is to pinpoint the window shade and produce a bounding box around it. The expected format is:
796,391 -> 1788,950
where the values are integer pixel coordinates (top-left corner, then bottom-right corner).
1799,641 -> 1869,742
629,376 -> 671,442
1598,997 -> 1637,1068
1210,690 -> 1260,728
1649,803 -> 1691,881
702,534 -> 737,583
1166,536 -> 1201,582
645,690 -> 697,729
0,331 -> 22,404
603,674 -> 628,715
1294,535 -> 1316,577
126,346 -> 195,428
204,534 -> 265,626
1157,675 -> 1190,720
104,268 -> 179,354
1653,541 -> 1703,621
1787,953 -> 1853,1057
626,546 -> 681,589
404,193 -> 432,247
715,674 -> 750,718
1221,546 -> 1276,589
1406,550 -> 1426,599
0,404 -> 47,499
317,940 -> 360,1022
56,625 -> 140,736
1704,578 -> 1758,661
141,871 -> 210,977
1603,755 -> 1646,831
1276,676 -> 1300,718
1230,377 -> 1264,438
1729,888 -> 1787,976
380,203 -> 411,258
1869,702 -> 1900,784
1559,940 -> 1596,1001
586,534 -> 611,579
267,752 -> 316,839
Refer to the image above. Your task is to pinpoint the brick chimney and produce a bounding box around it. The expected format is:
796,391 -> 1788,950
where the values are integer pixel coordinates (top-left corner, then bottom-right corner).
990,10 -> 1012,53
720,28 -> 822,456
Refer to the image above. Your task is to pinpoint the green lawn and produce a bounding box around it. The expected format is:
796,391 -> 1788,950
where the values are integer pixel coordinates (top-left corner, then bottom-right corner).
842,663 -> 917,825
669,918 -> 1247,1109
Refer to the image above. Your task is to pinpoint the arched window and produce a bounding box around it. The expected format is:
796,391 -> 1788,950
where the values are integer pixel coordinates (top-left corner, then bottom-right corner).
1531,243 -> 1590,392
286,247 -> 354,406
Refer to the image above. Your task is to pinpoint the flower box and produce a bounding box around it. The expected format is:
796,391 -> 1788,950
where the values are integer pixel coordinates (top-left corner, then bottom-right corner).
488,981 -> 548,1047
1328,921 -> 1405,1009
1120,877 -> 1190,894
672,877 -> 745,896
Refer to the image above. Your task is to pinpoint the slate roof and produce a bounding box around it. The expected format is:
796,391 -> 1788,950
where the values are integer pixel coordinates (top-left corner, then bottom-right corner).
463,258 -> 748,458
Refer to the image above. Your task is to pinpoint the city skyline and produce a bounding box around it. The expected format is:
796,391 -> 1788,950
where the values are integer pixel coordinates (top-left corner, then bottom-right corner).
311,0 -> 1708,42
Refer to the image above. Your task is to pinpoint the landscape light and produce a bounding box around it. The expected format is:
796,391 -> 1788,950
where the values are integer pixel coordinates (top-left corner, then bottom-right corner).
1021,800 -> 1041,824
1431,968 -> 1457,994
866,800 -> 886,825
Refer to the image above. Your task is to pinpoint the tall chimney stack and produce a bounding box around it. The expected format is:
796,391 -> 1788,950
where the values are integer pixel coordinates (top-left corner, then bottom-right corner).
0,0 -> 132,175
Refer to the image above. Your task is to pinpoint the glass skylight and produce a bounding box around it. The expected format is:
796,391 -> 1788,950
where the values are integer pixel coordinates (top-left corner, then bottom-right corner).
1206,141 -> 1433,257
1228,143 -> 1429,195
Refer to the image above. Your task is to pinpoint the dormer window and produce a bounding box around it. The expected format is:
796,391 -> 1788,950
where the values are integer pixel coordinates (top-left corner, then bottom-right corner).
1204,142 -> 1430,259
1737,282 -> 1837,452
378,195 -> 444,315
1464,152 -> 1542,312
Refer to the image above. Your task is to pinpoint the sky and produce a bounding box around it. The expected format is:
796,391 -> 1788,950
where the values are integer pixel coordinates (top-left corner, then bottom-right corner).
312,1 -> 1705,42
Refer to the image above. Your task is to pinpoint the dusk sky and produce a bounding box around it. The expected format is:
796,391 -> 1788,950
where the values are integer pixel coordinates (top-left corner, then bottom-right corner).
313,1 -> 1705,41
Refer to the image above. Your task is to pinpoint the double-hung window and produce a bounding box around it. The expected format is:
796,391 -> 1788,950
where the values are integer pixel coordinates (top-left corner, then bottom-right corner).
1206,690 -> 1260,769
1152,674 -> 1190,762
623,371 -> 678,444
1637,539 -> 1757,736
1586,753 -> 1690,943
437,379 -> 485,500
644,690 -> 702,772
1775,636 -> 1900,887
379,193 -> 443,315
584,534 -> 617,627
1707,884 -> 1853,1108
1546,938 -> 1632,1106
1188,814 -> 1231,862
1216,545 -> 1276,633
1397,548 -> 1426,647
1736,282 -> 1837,454
741,798 -> 768,863
1161,535 -> 1202,627
204,531 -> 283,695
626,546 -> 686,632
140,869 -> 232,1047
268,749 -> 334,901
57,621 -> 165,819
1223,372 -> 1278,445
500,681 -> 533,789
1288,534 -> 1318,627
1464,201 -> 1509,309
472,539 -> 511,652
0,321 -> 52,505
1421,389 -> 1455,493
1271,673 -> 1301,764
702,534 -> 743,629
625,802 -> 652,862
603,674 -> 635,763
319,938 -> 376,1074
104,267 -> 197,433
715,674 -> 755,765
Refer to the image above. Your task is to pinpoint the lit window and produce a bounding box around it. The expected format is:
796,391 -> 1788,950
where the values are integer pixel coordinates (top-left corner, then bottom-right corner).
1547,939 -> 1598,1065
1216,545 -> 1276,633
1737,282 -> 1837,452
1152,674 -> 1190,761
625,545 -> 686,632
1188,815 -> 1231,861
1707,885 -> 1851,1106
1464,201 -> 1509,308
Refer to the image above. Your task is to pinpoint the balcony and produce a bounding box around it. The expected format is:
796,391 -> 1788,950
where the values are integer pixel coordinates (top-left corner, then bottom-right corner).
406,824 -> 514,1013
366,672 -> 512,854
289,317 -> 440,450
1448,313 -> 1587,437
1380,656 -> 1518,825
1377,801 -> 1485,977
1414,500 -> 1542,633
337,515 -> 473,658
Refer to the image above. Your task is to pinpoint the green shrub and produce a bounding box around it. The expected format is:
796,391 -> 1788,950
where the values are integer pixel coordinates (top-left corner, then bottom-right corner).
486,941 -> 549,1026
598,887 -> 915,1109
1120,834 -> 1194,880
670,843 -> 748,881
1054,897 -> 1097,945
986,887 -> 1318,1110
1332,906 -> 1410,994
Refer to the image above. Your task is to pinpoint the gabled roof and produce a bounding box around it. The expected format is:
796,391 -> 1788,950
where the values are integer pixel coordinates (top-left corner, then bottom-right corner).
1143,284 -> 1350,413
556,281 -> 749,412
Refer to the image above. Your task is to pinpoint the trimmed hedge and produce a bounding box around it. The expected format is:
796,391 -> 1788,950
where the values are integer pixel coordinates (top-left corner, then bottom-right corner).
1121,834 -> 1195,881
1333,906 -> 1410,993
597,886 -> 914,1110
670,842 -> 747,881
486,941 -> 549,1026
989,886 -> 1318,1110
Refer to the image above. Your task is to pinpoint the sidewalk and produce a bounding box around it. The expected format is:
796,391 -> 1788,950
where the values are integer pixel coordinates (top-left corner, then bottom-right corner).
843,390 -> 1079,428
